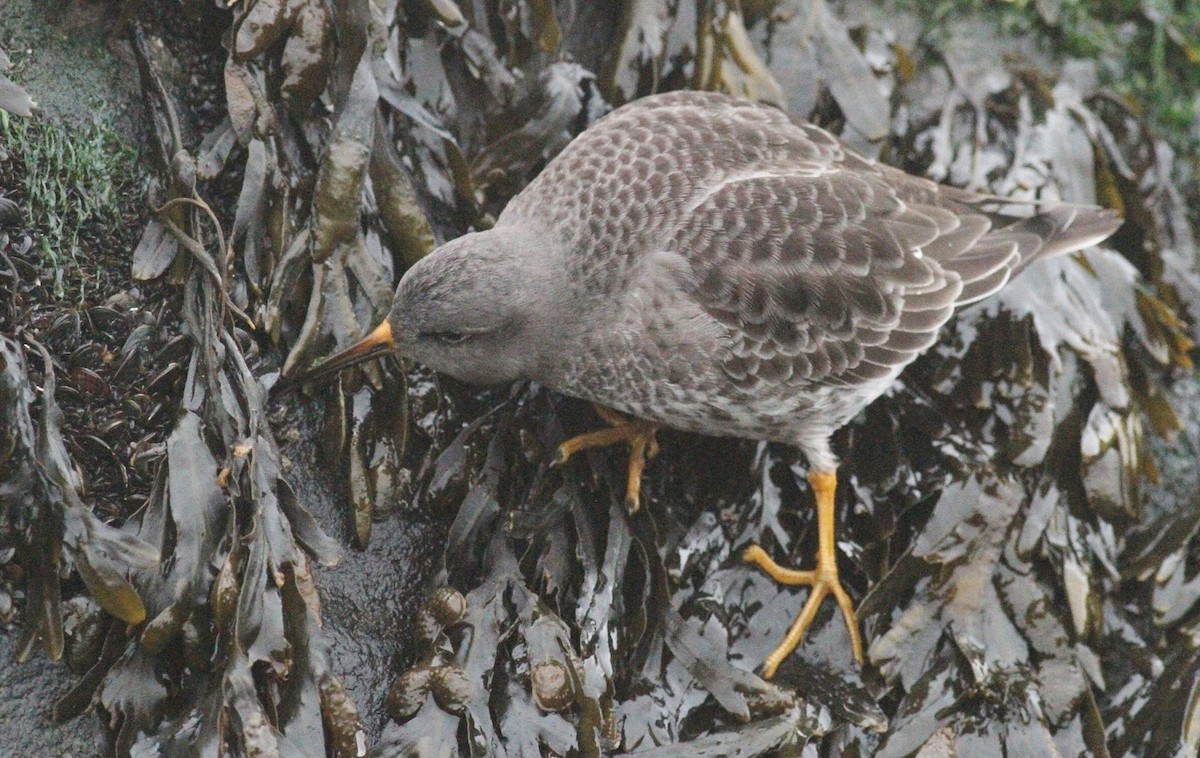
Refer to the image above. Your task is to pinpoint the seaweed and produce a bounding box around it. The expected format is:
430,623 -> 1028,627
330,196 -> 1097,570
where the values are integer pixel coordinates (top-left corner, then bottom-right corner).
4,0 -> 1200,755
12,17 -> 355,755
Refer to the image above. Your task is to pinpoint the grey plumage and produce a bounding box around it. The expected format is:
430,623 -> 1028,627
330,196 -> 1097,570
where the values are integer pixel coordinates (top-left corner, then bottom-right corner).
276,89 -> 1129,673
380,90 -> 1122,471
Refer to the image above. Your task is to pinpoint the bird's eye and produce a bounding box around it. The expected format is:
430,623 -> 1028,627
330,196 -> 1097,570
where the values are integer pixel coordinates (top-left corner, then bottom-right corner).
430,330 -> 469,345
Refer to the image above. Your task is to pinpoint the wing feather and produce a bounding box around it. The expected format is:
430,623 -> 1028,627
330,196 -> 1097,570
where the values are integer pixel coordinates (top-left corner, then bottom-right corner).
579,94 -> 1124,393
674,167 -> 963,389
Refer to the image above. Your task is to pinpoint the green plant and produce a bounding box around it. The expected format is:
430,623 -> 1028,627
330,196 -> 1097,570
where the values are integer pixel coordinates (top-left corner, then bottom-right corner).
0,109 -> 142,299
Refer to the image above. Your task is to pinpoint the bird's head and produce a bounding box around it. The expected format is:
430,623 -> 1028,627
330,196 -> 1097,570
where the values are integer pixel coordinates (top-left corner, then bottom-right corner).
285,224 -> 569,389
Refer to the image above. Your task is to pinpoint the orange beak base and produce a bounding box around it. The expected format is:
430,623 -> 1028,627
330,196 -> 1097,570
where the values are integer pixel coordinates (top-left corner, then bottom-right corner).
274,320 -> 395,394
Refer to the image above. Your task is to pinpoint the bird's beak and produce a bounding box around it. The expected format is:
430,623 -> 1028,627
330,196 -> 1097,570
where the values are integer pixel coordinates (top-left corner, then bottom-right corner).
274,320 -> 396,394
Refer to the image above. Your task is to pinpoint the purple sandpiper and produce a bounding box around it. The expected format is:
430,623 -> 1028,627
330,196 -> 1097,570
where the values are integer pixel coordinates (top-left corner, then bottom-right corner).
287,90 -> 1122,677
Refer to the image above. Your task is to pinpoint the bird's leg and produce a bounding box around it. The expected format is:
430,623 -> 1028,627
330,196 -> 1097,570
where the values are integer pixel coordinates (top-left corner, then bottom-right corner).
742,469 -> 863,677
555,403 -> 660,513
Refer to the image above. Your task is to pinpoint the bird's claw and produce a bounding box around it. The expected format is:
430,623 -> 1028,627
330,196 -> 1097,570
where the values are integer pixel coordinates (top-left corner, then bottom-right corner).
744,541 -> 863,677
742,470 -> 863,677
624,493 -> 641,514
555,404 -> 660,514
550,446 -> 570,468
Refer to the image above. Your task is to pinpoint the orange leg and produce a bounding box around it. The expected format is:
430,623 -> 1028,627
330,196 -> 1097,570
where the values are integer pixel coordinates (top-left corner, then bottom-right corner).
556,404 -> 660,513
743,470 -> 863,677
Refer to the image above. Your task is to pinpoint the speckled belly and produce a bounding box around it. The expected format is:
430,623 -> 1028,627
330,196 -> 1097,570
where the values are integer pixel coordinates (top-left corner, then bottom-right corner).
548,340 -> 899,446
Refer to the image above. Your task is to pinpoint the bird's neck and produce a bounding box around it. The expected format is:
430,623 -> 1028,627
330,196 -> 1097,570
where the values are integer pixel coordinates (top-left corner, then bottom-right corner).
488,221 -> 590,383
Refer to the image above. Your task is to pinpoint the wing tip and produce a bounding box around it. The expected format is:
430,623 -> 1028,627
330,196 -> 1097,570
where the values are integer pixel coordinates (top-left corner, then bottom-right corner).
1012,203 -> 1123,263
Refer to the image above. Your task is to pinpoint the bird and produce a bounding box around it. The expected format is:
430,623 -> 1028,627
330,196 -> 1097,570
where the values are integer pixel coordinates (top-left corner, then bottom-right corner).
284,90 -> 1122,678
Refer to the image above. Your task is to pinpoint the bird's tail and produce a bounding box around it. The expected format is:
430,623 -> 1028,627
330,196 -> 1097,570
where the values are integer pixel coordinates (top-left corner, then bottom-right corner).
943,202 -> 1123,305
1004,203 -> 1124,268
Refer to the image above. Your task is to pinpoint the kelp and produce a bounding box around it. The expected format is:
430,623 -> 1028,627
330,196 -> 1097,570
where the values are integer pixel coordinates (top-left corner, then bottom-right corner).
0,333 -> 158,663
11,18 -> 357,755
6,0 -> 1200,756
603,0 -> 888,146
177,0 -> 1199,754
1,215 -> 159,665
354,2 -> 1196,755
692,1 -> 783,109
376,393 -> 812,756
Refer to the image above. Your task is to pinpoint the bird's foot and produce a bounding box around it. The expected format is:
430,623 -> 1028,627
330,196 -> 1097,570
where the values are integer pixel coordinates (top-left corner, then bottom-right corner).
742,469 -> 863,678
555,404 -> 660,513
742,544 -> 863,678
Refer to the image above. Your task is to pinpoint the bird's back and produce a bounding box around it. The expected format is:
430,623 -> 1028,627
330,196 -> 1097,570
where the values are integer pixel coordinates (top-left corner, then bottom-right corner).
499,91 -> 823,289
501,91 -> 1121,443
